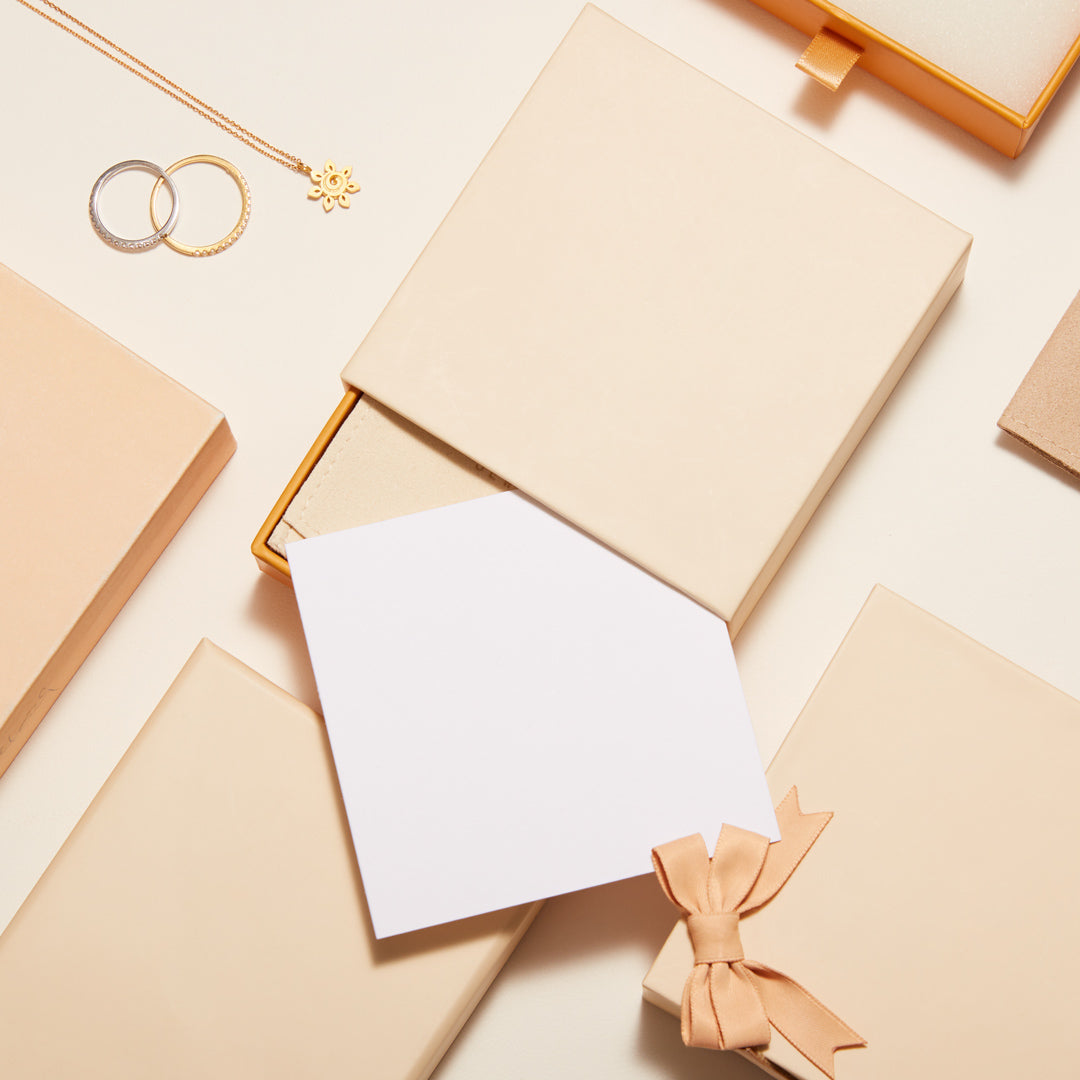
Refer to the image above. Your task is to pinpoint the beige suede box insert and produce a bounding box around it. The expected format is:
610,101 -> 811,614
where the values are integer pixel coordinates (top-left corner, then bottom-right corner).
643,586 -> 1080,1079
0,263 -> 234,777
261,391 -> 509,560
0,641 -> 539,1080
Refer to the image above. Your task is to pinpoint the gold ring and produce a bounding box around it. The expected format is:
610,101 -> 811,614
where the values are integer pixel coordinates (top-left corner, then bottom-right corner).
149,155 -> 251,257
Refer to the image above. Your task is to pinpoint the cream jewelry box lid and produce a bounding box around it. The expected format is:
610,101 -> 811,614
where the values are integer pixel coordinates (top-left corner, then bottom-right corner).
0,263 -> 234,776
0,640 -> 538,1080
642,585 -> 1080,1079
342,5 -> 971,632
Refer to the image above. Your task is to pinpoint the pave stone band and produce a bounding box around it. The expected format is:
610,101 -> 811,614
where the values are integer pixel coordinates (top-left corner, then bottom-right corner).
150,155 -> 251,257
89,160 -> 180,251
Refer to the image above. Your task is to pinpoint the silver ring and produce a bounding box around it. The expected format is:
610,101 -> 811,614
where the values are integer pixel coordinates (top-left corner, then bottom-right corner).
88,160 -> 180,251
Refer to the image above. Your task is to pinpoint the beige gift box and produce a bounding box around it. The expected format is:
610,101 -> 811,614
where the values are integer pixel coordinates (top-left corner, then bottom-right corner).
0,264 -> 234,777
255,6 -> 970,637
643,585 -> 1080,1079
0,641 -> 538,1080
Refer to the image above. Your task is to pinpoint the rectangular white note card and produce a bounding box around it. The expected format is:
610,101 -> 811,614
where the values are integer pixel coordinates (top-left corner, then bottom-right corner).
289,492 -> 777,937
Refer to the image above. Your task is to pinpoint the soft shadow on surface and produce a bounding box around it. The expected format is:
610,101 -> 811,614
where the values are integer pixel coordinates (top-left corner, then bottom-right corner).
245,569 -> 320,709
790,73 -> 853,130
637,1001 -> 773,1080
994,428 -> 1080,493
432,872 -> 745,1078
495,873 -> 682,975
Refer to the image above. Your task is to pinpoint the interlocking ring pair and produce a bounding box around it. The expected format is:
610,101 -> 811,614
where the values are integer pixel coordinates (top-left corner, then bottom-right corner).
88,155 -> 251,257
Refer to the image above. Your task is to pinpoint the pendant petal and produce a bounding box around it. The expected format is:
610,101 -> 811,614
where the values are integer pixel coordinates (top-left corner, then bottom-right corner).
308,186 -> 323,199
346,180 -> 360,193
324,159 -> 335,173
309,171 -> 323,184
338,193 -> 351,209
322,195 -> 334,212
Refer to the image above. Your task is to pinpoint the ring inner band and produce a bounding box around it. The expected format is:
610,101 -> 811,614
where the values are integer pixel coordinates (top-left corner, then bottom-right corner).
89,160 -> 180,251
149,155 -> 251,257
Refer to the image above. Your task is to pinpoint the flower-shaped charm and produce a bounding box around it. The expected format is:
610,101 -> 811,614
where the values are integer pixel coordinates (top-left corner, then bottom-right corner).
308,160 -> 360,212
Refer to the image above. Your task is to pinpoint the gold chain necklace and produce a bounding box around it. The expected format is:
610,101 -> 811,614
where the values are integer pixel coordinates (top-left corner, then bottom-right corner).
15,0 -> 359,212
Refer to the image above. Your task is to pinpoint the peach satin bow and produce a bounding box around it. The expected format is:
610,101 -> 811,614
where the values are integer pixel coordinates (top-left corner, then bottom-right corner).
651,788 -> 865,1079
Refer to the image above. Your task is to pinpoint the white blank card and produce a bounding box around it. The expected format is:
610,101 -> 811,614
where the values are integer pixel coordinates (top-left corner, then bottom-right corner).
289,492 -> 776,938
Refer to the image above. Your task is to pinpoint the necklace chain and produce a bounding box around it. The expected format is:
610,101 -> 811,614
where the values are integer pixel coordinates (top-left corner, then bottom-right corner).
15,0 -> 311,174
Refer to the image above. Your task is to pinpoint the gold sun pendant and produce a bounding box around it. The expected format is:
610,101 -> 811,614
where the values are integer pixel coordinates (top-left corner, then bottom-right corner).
307,160 -> 360,212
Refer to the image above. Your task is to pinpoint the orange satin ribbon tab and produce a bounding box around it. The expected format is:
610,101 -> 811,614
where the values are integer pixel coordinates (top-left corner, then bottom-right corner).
651,787 -> 865,1079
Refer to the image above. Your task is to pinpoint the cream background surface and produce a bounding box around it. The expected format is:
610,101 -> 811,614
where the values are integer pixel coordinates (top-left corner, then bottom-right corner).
2,2 -> 1080,1078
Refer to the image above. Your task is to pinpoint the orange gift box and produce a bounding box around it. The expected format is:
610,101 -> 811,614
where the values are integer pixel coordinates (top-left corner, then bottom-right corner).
0,264 -> 234,776
747,0 -> 1080,156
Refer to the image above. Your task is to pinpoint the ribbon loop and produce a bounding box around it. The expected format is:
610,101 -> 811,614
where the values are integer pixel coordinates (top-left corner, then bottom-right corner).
651,786 -> 865,1079
708,825 -> 770,912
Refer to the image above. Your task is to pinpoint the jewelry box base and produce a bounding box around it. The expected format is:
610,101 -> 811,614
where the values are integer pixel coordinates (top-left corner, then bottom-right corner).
252,389 -> 509,583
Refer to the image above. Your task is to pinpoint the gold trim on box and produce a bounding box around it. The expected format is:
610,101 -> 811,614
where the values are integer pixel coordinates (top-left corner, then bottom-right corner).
809,1 -> 1025,121
754,0 -> 1080,155
251,388 -> 361,584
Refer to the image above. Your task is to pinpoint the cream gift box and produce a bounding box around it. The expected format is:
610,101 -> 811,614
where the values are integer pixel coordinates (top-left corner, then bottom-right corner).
254,6 -> 970,637
748,0 -> 1080,156
0,264 -> 234,777
642,585 -> 1080,1079
0,640 -> 539,1080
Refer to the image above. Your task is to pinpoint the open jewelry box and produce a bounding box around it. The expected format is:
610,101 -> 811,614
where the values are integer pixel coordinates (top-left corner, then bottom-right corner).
253,389 -> 509,585
766,0 -> 1080,155
253,7 -> 970,632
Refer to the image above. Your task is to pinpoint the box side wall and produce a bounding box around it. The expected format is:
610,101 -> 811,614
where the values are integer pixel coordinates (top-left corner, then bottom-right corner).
0,417 -> 234,777
748,0 -> 1033,155
251,389 -> 362,582
728,245 -> 969,639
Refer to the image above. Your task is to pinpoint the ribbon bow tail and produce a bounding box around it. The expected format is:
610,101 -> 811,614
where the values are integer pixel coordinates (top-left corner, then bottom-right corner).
683,960 -> 771,1051
745,962 -> 866,1080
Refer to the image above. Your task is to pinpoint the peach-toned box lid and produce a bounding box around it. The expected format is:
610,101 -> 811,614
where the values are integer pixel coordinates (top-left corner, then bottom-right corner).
0,263 -> 233,773
643,585 -> 1080,1079
0,641 -> 538,1080
342,6 -> 971,632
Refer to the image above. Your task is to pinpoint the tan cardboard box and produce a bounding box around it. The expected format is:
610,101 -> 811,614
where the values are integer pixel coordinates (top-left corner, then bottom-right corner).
999,287 -> 1080,478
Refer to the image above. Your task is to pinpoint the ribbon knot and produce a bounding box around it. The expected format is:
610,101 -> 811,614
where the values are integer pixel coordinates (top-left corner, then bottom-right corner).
686,912 -> 743,964
651,787 -> 865,1079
